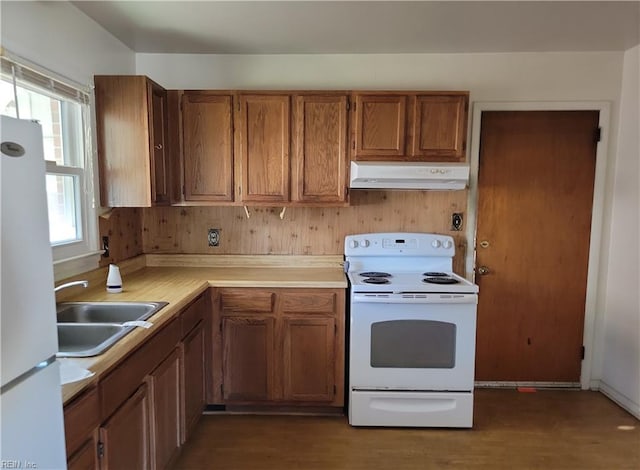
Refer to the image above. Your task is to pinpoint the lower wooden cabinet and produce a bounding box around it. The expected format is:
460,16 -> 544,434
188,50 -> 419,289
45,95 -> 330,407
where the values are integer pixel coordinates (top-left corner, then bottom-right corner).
63,292 -> 209,470
212,288 -> 345,407
282,316 -> 336,402
149,348 -> 181,470
181,320 -> 206,442
100,384 -> 151,470
66,433 -> 99,470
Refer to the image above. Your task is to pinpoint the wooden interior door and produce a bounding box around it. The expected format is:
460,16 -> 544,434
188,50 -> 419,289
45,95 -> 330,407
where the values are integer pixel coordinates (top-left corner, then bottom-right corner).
475,110 -> 598,382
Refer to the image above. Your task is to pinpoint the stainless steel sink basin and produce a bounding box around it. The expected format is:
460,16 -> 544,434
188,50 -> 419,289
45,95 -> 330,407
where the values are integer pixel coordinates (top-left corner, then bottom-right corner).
56,301 -> 168,357
57,323 -> 127,358
56,301 -> 168,324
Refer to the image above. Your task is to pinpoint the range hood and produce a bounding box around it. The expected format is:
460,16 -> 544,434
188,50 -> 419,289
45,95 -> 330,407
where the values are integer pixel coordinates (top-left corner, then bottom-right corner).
350,161 -> 470,190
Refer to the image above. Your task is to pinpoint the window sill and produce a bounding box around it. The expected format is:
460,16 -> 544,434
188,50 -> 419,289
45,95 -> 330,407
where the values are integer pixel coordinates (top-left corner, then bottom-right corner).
53,251 -> 103,282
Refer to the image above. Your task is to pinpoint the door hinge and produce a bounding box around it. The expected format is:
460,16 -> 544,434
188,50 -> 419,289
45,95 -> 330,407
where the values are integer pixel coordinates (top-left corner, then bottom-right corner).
581,346 -> 585,360
346,99 -> 350,111
219,322 -> 222,333
333,384 -> 337,395
220,383 -> 224,395
334,324 -> 337,334
182,185 -> 185,196
352,141 -> 355,150
595,127 -> 602,143
97,441 -> 104,459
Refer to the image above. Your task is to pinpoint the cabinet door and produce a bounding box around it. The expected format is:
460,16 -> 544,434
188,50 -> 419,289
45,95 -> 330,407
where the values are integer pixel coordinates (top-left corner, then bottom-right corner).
292,95 -> 348,204
183,93 -> 234,202
352,94 -> 408,160
410,94 -> 468,161
149,348 -> 181,470
149,81 -> 170,204
67,434 -> 98,470
182,321 -> 205,442
100,383 -> 151,470
95,75 -> 153,207
282,316 -> 336,402
236,94 -> 290,203
222,316 -> 275,402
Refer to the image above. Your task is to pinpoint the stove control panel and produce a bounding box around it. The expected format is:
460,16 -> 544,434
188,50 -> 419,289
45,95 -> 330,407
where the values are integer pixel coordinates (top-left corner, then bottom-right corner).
383,238 -> 418,249
345,233 -> 456,257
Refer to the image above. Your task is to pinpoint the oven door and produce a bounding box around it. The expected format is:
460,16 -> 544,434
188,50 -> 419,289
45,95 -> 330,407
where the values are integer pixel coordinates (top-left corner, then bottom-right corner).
349,294 -> 477,391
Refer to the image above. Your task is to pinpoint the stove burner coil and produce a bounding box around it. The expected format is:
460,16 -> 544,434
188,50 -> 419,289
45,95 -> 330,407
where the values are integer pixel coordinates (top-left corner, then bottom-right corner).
359,272 -> 391,278
423,272 -> 448,277
423,277 -> 459,285
362,277 -> 391,284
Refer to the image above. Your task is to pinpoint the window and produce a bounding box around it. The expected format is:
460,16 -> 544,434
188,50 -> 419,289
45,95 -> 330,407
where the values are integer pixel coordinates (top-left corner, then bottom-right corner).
1,55 -> 98,270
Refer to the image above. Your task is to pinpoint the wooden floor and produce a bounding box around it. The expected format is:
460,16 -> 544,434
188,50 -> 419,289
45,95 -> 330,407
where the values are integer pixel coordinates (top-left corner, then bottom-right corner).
174,390 -> 639,469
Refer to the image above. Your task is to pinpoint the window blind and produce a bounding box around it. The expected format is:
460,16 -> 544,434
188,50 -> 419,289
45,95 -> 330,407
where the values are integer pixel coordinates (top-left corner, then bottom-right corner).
0,54 -> 90,105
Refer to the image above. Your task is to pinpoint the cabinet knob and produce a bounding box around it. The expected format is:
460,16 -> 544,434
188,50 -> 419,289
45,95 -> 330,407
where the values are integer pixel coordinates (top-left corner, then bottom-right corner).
477,266 -> 490,275
154,143 -> 163,150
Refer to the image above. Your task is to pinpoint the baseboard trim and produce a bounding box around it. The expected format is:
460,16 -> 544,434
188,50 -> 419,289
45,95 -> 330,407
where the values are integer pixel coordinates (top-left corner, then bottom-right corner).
597,381 -> 640,420
475,381 -> 580,389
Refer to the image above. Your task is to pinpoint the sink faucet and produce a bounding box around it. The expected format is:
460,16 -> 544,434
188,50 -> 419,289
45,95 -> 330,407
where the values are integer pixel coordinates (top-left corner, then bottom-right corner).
54,280 -> 89,293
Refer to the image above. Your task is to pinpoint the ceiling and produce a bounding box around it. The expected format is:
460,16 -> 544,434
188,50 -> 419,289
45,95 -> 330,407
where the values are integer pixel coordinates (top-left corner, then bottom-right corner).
72,1 -> 640,54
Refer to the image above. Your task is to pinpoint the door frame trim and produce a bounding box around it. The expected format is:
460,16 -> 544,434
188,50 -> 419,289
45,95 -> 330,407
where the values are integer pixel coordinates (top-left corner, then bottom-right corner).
466,101 -> 611,390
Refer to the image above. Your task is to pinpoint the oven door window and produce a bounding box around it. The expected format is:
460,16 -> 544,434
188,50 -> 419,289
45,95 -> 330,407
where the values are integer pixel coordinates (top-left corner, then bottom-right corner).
370,320 -> 456,368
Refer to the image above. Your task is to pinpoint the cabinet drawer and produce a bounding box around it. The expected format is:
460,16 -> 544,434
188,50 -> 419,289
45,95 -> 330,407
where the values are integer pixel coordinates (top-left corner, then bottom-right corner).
220,290 -> 275,313
281,291 -> 337,314
64,386 -> 100,457
100,318 -> 180,420
181,294 -> 206,337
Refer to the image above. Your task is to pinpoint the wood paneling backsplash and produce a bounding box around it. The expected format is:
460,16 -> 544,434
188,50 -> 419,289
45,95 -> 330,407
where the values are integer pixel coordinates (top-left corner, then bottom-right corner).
141,191 -> 468,274
99,208 -> 143,267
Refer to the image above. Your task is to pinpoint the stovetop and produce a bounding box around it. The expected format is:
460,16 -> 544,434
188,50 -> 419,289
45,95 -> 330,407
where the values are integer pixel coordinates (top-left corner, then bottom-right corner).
347,271 -> 478,294
344,233 -> 478,294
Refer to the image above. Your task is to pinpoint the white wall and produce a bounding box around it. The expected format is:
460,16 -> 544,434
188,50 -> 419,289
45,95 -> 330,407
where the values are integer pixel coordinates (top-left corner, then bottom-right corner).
1,1 -> 135,85
136,52 -> 624,101
598,45 -> 640,418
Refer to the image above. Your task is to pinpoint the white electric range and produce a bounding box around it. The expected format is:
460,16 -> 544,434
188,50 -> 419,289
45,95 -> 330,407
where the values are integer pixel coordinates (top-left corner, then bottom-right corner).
346,232 -> 479,428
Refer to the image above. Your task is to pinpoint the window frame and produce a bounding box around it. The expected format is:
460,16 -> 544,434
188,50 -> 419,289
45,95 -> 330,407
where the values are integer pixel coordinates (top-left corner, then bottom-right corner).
1,54 -> 100,278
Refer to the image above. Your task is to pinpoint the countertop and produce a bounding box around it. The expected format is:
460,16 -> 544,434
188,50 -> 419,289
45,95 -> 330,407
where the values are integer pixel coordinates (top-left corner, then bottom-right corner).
59,260 -> 347,405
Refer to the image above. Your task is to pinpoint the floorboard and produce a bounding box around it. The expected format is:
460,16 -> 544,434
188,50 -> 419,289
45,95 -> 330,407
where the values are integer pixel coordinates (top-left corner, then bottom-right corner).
174,389 -> 639,469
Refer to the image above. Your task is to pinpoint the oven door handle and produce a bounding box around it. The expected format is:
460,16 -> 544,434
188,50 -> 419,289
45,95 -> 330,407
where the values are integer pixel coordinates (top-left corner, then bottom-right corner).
352,293 -> 478,304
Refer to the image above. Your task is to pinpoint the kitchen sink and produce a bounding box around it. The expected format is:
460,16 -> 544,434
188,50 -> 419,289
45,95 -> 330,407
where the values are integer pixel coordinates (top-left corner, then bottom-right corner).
56,301 -> 168,324
56,301 -> 168,358
57,323 -> 127,358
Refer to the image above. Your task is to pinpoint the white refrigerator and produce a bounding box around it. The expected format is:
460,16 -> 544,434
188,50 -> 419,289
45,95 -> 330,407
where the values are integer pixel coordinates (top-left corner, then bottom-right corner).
1,116 -> 67,468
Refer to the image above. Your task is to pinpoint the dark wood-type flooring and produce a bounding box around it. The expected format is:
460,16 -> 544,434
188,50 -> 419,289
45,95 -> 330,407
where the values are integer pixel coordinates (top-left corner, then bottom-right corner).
174,389 -> 640,469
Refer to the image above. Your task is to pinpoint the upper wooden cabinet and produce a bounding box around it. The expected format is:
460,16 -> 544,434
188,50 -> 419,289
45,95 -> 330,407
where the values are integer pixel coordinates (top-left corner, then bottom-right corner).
235,94 -> 291,204
95,75 -> 170,207
352,92 -> 469,162
292,94 -> 349,205
181,92 -> 234,203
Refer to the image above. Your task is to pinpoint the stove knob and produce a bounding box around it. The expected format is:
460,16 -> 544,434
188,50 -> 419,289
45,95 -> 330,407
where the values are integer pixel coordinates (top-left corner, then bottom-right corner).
349,240 -> 359,249
360,239 -> 370,248
431,239 -> 442,248
443,240 -> 453,249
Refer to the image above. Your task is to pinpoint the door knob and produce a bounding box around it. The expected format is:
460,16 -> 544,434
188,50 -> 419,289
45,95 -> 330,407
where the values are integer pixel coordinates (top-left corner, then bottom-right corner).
477,266 -> 490,275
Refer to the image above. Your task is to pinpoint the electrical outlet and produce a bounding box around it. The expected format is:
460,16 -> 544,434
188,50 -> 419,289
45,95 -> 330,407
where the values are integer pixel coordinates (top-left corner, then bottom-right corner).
208,229 -> 220,247
102,236 -> 110,257
451,213 -> 463,231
